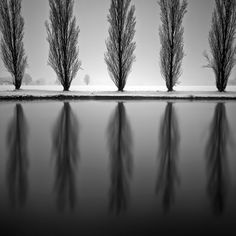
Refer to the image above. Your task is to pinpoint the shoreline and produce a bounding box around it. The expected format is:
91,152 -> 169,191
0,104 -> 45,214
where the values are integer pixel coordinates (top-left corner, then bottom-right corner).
0,86 -> 236,101
1,88 -> 236,101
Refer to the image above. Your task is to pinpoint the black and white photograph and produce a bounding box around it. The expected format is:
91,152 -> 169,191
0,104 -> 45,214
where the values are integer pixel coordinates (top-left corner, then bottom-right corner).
0,0 -> 236,235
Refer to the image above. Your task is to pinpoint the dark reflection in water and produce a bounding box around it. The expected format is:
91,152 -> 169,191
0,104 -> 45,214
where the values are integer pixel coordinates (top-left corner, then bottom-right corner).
206,103 -> 230,215
156,102 -> 180,212
107,102 -> 133,215
6,104 -> 29,208
52,102 -> 79,211
1,101 -> 236,235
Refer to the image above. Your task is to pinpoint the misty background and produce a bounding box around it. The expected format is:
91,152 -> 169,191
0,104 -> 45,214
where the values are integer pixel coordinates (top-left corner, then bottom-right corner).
0,0 -> 235,86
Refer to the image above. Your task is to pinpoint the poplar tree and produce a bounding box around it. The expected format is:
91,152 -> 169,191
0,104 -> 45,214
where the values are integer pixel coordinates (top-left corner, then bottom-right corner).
159,0 -> 188,91
105,0 -> 136,91
204,0 -> 236,92
0,0 -> 27,90
46,0 -> 81,91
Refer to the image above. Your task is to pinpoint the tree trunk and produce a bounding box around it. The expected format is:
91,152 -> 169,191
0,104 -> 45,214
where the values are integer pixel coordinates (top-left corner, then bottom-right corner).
167,85 -> 173,92
15,77 -> 22,90
64,86 -> 70,91
63,76 -> 70,91
217,70 -> 225,92
118,38 -> 123,91
118,85 -> 124,92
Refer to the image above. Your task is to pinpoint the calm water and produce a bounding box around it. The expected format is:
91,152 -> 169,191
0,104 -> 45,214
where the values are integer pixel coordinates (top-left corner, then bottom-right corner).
0,100 -> 236,235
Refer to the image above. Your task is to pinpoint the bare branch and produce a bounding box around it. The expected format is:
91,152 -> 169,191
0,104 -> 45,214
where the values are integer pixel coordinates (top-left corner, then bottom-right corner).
105,0 -> 136,91
0,0 -> 27,90
46,0 -> 81,91
204,0 -> 236,92
158,0 -> 188,92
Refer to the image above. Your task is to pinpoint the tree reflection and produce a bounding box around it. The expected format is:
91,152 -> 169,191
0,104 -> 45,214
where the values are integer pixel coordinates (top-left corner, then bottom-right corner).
52,102 -> 79,211
7,104 -> 29,207
107,102 -> 133,215
156,102 -> 180,212
206,103 -> 230,215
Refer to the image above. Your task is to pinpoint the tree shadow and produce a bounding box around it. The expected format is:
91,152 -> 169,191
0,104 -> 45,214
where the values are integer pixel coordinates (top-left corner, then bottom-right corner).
206,103 -> 230,215
52,102 -> 79,211
107,102 -> 133,215
6,104 -> 29,208
156,102 -> 180,213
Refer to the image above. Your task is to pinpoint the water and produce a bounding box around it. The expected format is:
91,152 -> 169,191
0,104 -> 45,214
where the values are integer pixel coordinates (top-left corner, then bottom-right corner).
0,100 -> 236,235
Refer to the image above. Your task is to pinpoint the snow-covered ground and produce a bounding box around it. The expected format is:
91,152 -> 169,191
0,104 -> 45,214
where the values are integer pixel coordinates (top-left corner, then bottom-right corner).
1,85 -> 236,100
1,85 -> 236,91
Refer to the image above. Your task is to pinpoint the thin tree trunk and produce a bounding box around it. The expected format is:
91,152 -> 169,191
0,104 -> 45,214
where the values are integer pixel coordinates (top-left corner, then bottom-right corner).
168,7 -> 175,92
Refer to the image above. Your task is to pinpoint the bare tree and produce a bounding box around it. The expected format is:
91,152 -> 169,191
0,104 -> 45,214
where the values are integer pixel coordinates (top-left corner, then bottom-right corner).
159,0 -> 188,92
83,74 -> 90,86
105,0 -> 136,91
46,0 -> 81,91
0,0 -> 27,90
204,0 -> 236,92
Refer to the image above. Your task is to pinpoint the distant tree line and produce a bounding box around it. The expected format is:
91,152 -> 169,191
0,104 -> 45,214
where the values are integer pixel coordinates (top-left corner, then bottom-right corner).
0,0 -> 236,92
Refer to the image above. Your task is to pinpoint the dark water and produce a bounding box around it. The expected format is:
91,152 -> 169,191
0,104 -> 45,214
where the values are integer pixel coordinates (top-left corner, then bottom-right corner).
0,100 -> 236,235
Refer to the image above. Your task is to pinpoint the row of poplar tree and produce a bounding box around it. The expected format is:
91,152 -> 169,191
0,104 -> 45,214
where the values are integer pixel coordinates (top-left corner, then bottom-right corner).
0,0 -> 236,92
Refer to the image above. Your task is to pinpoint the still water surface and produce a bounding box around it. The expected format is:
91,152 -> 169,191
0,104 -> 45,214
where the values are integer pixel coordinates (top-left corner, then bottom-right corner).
0,100 -> 236,235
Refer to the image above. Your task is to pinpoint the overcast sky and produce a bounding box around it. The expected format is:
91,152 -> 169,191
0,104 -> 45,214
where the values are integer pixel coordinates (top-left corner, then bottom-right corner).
0,0 -> 235,86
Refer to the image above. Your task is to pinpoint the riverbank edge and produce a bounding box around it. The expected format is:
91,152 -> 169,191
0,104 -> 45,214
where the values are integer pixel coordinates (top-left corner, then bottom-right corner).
1,90 -> 236,101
